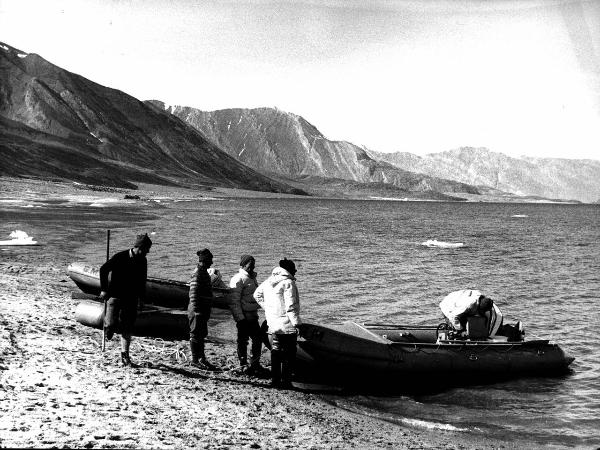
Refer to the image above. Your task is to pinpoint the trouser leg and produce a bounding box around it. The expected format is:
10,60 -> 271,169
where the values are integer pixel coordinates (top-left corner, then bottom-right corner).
236,322 -> 249,366
250,335 -> 263,368
120,334 -> 133,366
248,319 -> 263,368
104,298 -> 119,340
189,311 -> 208,363
270,349 -> 282,385
121,334 -> 131,354
270,333 -> 283,385
281,334 -> 297,386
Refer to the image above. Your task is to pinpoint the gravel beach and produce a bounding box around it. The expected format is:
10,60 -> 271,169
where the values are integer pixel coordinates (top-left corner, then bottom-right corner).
0,179 -> 513,449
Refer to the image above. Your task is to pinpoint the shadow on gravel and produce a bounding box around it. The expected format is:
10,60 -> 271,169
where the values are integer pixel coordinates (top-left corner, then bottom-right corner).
140,361 -> 270,389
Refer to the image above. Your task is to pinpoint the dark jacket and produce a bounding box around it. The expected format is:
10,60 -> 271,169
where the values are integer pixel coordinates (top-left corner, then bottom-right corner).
99,249 -> 147,303
188,264 -> 213,314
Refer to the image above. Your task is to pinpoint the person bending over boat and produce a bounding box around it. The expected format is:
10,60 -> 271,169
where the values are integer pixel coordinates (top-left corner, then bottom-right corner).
439,289 -> 503,339
99,233 -> 152,367
229,255 -> 268,376
188,248 -> 218,370
254,258 -> 301,389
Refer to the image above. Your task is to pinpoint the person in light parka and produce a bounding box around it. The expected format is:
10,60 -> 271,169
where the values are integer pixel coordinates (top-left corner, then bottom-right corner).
253,258 -> 301,389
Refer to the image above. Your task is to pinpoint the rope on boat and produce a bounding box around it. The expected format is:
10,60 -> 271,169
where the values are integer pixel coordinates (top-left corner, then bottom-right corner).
394,341 -> 520,355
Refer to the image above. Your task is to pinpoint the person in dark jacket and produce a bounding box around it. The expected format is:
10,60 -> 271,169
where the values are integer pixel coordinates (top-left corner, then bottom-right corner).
99,233 -> 152,367
188,248 -> 218,370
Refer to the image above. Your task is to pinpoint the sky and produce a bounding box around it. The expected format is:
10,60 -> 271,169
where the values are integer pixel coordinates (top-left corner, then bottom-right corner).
1,0 -> 599,159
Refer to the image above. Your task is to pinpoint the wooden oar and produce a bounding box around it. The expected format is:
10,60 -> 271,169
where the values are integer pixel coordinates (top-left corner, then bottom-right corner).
71,292 -> 102,300
72,292 -> 184,315
362,322 -> 440,330
101,230 -> 110,352
137,305 -> 185,315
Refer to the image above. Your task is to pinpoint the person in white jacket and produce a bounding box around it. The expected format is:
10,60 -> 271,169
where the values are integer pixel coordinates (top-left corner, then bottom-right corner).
229,255 -> 267,376
253,258 -> 301,389
439,289 -> 503,338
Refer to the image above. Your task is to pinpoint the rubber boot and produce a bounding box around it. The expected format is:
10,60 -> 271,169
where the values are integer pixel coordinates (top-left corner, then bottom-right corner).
120,336 -> 133,367
190,339 -> 201,364
281,357 -> 294,389
191,340 -> 217,371
250,335 -> 263,367
105,327 -> 114,341
247,336 -> 267,377
270,349 -> 282,388
121,351 -> 132,367
238,342 -> 249,371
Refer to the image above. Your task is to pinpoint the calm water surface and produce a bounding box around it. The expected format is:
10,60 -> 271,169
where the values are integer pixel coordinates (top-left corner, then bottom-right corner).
2,197 -> 599,447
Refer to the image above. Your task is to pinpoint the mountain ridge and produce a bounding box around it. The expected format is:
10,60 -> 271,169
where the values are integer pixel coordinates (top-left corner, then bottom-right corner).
0,41 -> 304,194
153,102 -> 481,197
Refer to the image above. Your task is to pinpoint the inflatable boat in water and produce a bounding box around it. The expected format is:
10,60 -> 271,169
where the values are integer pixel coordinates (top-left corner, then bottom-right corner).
67,262 -> 230,310
297,322 -> 574,386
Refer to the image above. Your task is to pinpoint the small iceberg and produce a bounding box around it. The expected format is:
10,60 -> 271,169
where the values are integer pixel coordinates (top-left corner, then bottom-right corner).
0,230 -> 40,246
511,214 -> 529,218
422,239 -> 464,249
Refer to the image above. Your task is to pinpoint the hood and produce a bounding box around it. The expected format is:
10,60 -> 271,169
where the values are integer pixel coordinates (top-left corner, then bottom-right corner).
268,266 -> 295,286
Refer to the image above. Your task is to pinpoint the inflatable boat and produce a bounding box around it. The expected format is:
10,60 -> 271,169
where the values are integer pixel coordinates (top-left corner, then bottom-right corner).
74,300 -> 189,340
297,322 -> 575,387
67,262 -> 230,310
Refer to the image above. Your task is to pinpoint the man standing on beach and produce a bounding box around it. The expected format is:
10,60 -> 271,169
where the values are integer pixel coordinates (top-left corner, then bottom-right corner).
229,254 -> 267,376
99,233 -> 152,367
188,248 -> 218,370
254,258 -> 301,389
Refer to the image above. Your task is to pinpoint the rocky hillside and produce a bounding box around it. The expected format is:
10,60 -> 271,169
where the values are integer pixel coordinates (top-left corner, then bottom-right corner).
153,103 -> 480,196
0,42 -> 303,194
369,147 -> 600,203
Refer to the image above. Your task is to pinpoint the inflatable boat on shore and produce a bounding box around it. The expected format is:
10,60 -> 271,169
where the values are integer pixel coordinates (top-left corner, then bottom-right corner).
67,262 -> 230,310
297,322 -> 575,387
74,299 -> 189,340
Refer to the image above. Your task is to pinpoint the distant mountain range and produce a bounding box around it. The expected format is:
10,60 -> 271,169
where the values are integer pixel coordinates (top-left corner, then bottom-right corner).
159,104 -> 599,203
1,41 -> 598,202
368,147 -> 600,204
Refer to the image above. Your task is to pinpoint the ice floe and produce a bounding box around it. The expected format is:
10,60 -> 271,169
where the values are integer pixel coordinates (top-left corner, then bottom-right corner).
422,239 -> 464,248
0,230 -> 39,246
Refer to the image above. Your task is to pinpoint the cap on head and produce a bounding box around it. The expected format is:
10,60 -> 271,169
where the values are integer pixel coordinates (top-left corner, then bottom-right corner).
478,295 -> 493,312
279,257 -> 296,275
240,254 -> 255,267
196,248 -> 213,263
134,233 -> 152,249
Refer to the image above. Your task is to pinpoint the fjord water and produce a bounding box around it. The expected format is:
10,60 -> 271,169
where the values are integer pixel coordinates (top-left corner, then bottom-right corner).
2,197 -> 599,447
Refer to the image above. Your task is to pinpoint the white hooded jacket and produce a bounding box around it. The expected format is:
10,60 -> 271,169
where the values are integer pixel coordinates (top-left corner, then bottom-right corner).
253,266 -> 301,334
439,289 -> 503,337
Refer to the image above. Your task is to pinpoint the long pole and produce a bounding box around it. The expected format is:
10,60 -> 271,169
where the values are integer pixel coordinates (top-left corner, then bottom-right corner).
101,230 -> 110,352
